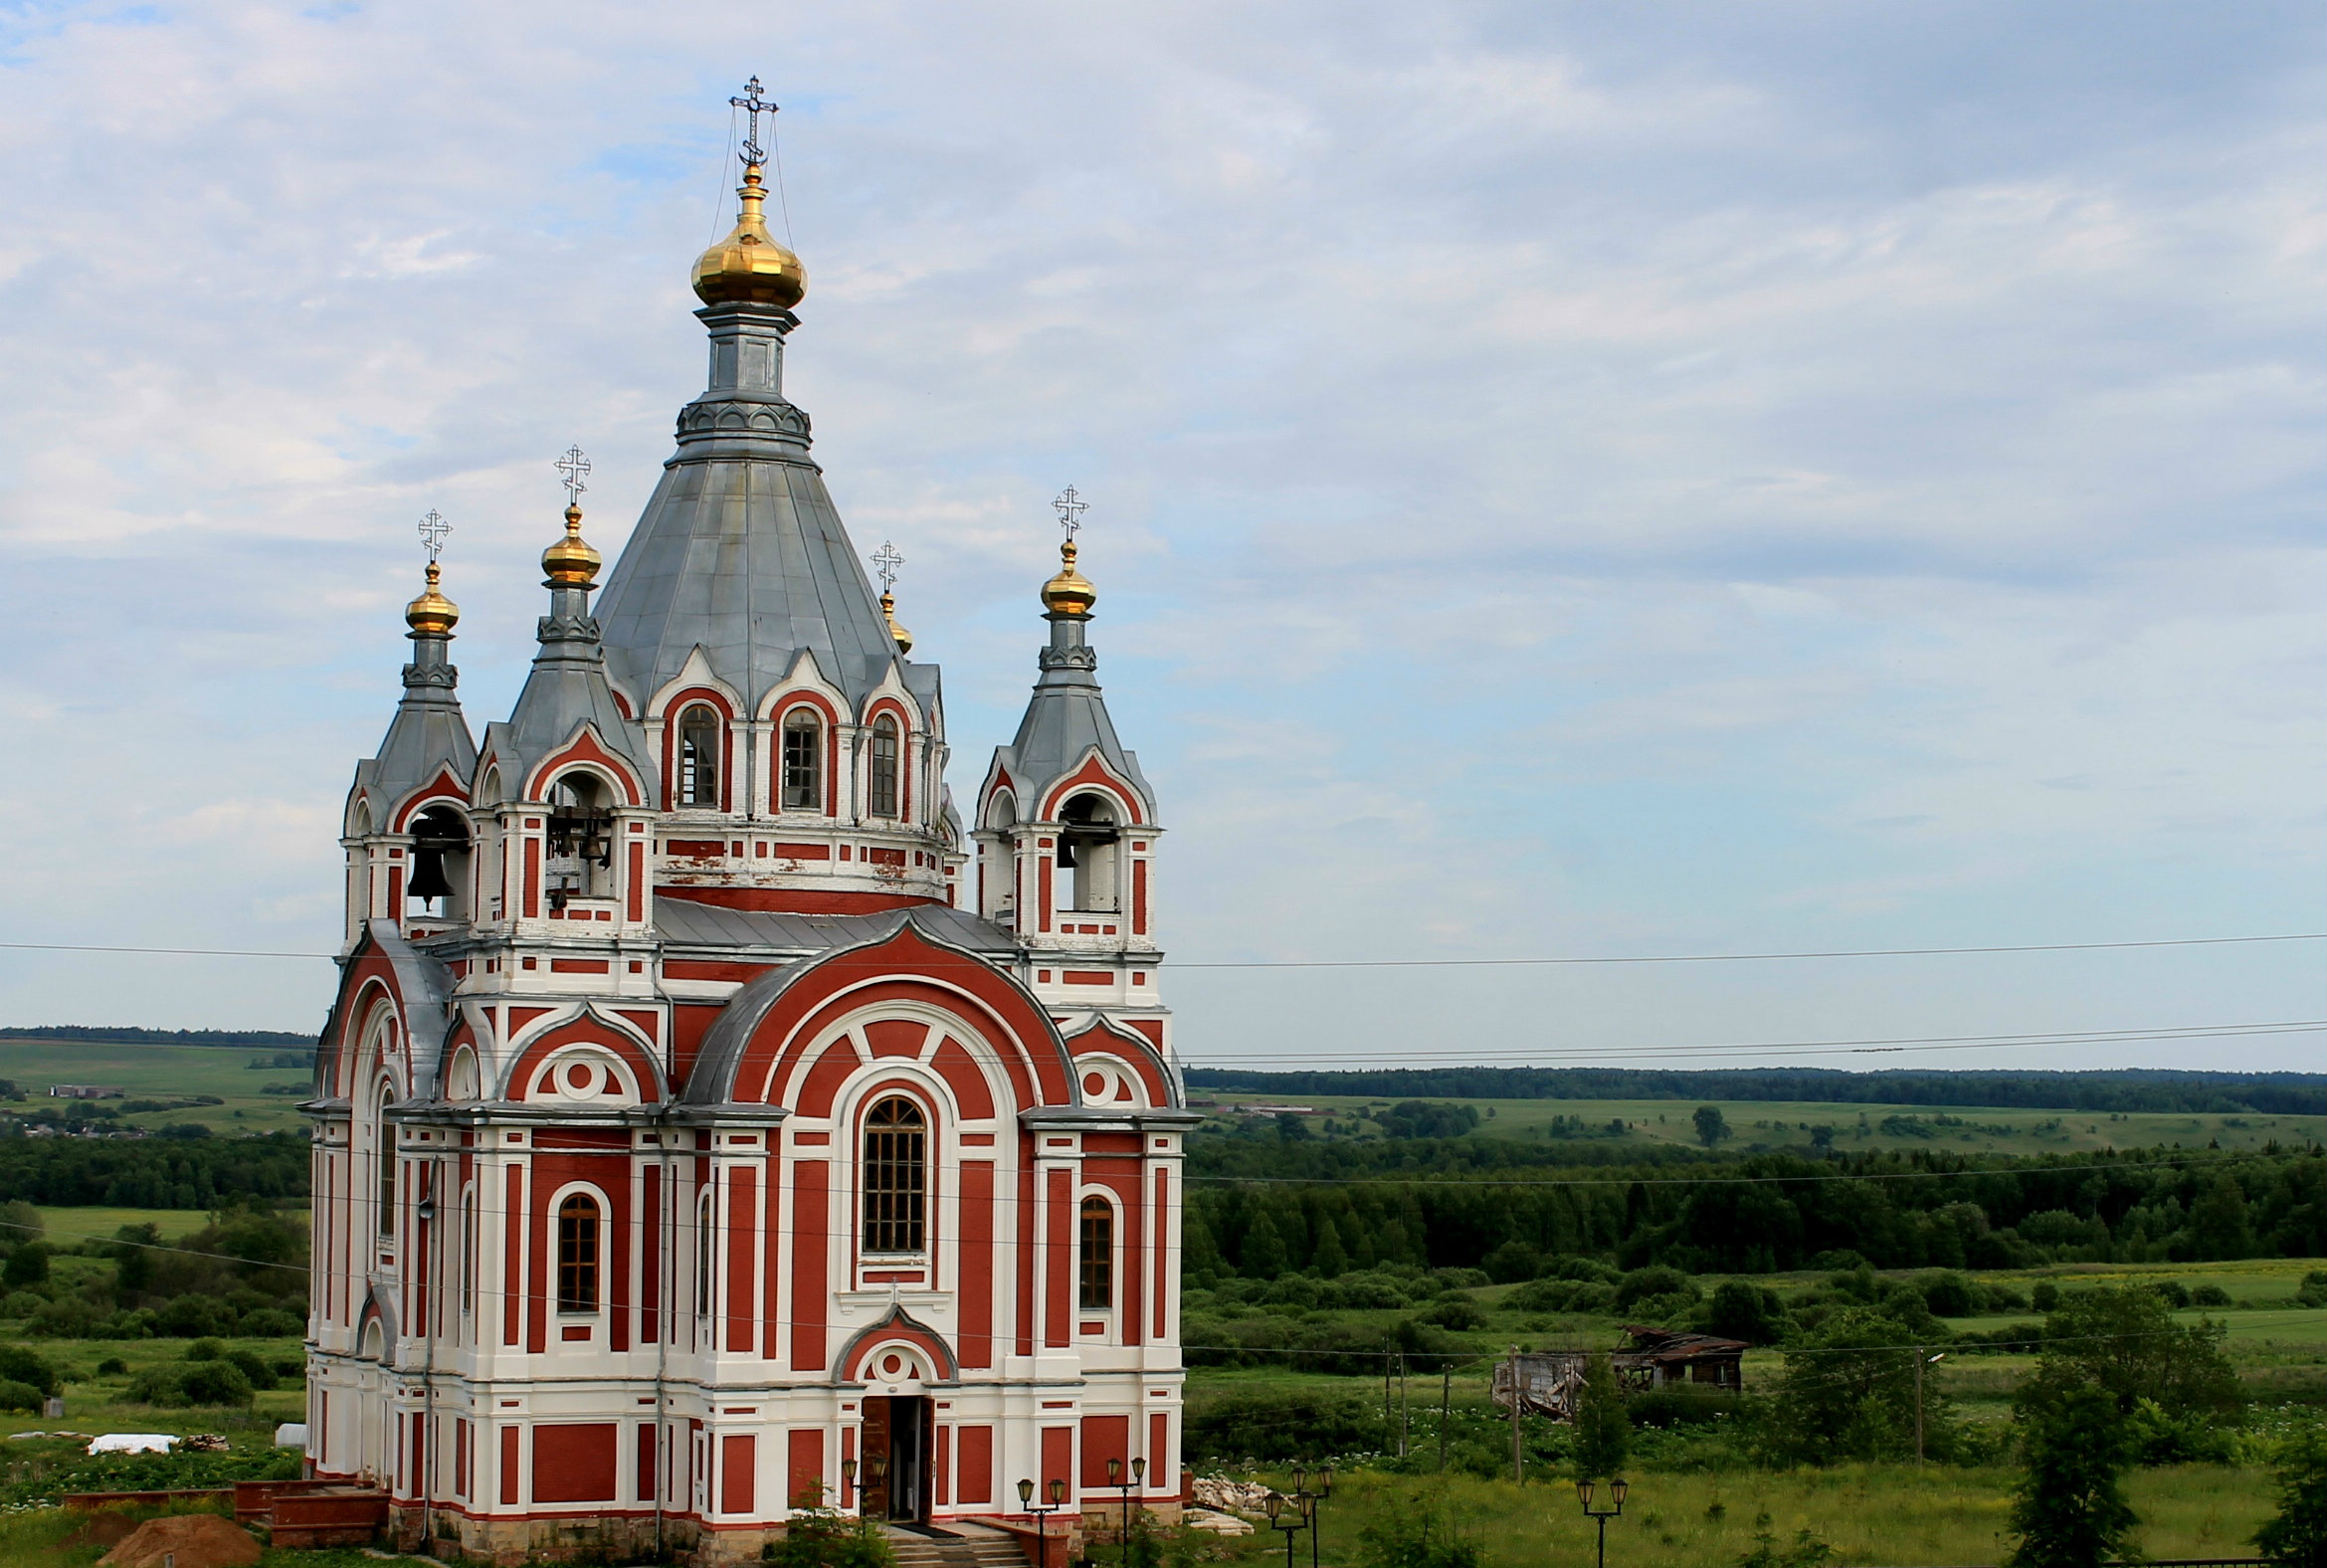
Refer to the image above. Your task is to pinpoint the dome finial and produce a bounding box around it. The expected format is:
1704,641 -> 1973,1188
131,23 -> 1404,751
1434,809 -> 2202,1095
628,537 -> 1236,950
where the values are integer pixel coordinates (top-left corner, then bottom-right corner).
1041,486 -> 1096,615
406,509 -> 459,634
693,78 -> 807,308
541,446 -> 603,588
873,541 -> 913,653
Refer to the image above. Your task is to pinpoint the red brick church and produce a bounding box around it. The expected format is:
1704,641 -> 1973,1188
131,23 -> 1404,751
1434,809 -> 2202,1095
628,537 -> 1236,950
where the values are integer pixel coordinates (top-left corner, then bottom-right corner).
304,89 -> 1190,1563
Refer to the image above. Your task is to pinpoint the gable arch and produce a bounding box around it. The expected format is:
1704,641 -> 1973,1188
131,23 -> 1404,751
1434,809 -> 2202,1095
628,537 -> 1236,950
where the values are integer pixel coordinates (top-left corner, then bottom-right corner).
1038,751 -> 1148,825
500,1009 -> 665,1104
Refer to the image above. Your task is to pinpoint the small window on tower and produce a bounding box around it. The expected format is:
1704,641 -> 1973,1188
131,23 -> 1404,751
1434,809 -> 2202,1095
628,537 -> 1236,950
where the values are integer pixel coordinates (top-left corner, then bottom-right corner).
677,705 -> 721,808
870,715 -> 900,818
781,708 -> 824,811
1078,1196 -> 1114,1310
556,1193 -> 601,1312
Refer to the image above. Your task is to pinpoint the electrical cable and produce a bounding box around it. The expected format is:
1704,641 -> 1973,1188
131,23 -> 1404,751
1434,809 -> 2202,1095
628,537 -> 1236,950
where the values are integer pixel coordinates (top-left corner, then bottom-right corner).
3,931 -> 2319,966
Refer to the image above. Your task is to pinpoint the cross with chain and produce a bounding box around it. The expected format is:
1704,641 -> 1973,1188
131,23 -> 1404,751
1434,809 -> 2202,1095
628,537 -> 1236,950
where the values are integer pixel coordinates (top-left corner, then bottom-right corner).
872,542 -> 903,594
1053,486 -> 1088,543
555,445 -> 591,507
416,509 -> 450,563
731,76 -> 778,166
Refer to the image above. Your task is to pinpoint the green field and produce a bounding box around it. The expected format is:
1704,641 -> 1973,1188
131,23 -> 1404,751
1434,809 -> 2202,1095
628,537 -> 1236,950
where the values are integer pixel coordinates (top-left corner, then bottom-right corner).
1201,1091 -> 2327,1156
0,1040 -> 309,1135
28,1207 -> 234,1245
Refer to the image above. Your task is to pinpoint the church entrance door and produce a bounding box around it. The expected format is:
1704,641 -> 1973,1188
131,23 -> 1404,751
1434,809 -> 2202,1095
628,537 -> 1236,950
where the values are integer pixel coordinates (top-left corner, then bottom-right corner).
862,1396 -> 933,1521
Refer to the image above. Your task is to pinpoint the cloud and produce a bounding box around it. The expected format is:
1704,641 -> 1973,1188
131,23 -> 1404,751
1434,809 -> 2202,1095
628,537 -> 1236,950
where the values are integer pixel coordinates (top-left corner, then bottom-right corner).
0,0 -> 2318,1069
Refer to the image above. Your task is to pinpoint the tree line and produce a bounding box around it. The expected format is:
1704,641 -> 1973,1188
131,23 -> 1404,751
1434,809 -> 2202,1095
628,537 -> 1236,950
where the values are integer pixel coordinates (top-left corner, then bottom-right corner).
0,1132 -> 308,1208
1187,1144 -> 2327,1278
1185,1065 -> 2327,1115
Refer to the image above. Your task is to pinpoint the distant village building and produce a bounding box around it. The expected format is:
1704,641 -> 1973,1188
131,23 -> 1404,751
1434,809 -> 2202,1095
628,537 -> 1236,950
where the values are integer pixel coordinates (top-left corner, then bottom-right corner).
303,87 -> 1190,1564
48,1084 -> 125,1099
1494,1327 -> 1750,1420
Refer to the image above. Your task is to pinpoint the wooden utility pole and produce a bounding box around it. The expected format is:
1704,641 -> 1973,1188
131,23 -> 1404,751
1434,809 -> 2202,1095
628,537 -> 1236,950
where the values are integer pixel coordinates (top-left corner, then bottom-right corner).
1399,1354 -> 1410,1458
1914,1346 -> 1925,1465
1439,1365 -> 1452,1472
1508,1346 -> 1524,1484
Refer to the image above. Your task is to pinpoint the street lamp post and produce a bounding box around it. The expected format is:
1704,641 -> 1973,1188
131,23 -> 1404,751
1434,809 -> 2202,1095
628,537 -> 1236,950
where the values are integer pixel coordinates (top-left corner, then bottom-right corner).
1303,1466 -> 1333,1568
1915,1351 -> 1945,1464
1020,1476 -> 1068,1568
1576,1476 -> 1629,1568
1262,1489 -> 1310,1568
1105,1455 -> 1147,1566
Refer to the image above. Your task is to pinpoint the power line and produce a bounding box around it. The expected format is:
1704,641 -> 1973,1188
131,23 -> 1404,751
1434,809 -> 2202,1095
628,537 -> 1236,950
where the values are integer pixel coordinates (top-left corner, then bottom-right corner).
2,930 -> 2320,967
1181,1021 -> 2327,1069
12,1015 -> 2324,1067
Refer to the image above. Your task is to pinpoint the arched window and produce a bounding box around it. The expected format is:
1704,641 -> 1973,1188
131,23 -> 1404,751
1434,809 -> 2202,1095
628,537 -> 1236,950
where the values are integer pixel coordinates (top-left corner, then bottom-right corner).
1078,1196 -> 1114,1310
374,1090 -> 396,1238
406,805 -> 471,918
869,715 -> 901,818
545,772 -> 614,901
781,707 -> 824,811
862,1096 -> 927,1254
678,704 -> 722,807
1060,792 -> 1120,912
557,1193 -> 601,1312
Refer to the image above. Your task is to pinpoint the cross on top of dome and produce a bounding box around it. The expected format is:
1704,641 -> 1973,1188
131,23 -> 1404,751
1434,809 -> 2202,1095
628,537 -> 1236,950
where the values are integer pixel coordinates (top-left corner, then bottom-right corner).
417,508 -> 450,564
730,77 -> 778,166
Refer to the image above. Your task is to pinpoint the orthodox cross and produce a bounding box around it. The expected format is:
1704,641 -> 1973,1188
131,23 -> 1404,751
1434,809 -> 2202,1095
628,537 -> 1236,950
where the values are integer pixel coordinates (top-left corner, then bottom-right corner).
556,445 -> 591,507
731,77 -> 778,166
416,509 -> 450,564
1053,486 -> 1088,543
872,542 -> 903,594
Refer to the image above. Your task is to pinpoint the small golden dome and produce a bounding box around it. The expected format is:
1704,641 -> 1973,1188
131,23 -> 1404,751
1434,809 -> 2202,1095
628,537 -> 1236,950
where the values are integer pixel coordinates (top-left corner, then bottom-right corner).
541,503 -> 603,589
405,561 -> 459,636
879,589 -> 914,655
1041,539 -> 1096,616
692,164 -> 807,309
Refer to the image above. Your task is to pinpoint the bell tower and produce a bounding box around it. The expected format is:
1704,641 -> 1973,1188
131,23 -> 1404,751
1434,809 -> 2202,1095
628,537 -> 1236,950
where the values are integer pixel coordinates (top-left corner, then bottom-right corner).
976,491 -> 1168,1047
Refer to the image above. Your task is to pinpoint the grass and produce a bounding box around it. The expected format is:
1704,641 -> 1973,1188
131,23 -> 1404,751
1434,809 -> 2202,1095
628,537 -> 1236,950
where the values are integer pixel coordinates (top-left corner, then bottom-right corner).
0,1040 -> 308,1134
28,1207 -> 231,1245
1203,1092 -> 2327,1158
1210,1464 -> 2283,1568
0,1333 -> 308,1441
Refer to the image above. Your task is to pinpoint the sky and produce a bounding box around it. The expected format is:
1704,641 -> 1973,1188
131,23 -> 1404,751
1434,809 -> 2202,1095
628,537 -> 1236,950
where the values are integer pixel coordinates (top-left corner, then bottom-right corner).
0,1 -> 2320,1074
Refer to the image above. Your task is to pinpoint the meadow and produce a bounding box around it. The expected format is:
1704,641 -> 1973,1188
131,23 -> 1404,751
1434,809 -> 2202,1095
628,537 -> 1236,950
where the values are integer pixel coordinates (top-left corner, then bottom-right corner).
1199,1092 -> 2327,1158
0,1039 -> 309,1135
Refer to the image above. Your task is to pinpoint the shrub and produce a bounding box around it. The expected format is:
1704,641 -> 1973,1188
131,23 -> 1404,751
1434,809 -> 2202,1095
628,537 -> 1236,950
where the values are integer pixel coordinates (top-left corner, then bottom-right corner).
1918,1272 -> 1977,1318
1508,1278 -> 1617,1315
1358,1487 -> 1485,1568
1419,1295 -> 1486,1331
97,1357 -> 128,1377
763,1492 -> 894,1568
0,1380 -> 44,1414
2295,1272 -> 2327,1309
1,1244 -> 51,1288
126,1358 -> 255,1408
2007,1383 -> 2139,1568
2191,1283 -> 2231,1307
1700,1280 -> 1787,1344
1571,1353 -> 1630,1480
2150,1279 -> 2192,1308
223,1349 -> 278,1391
1185,1388 -> 1386,1463
1767,1307 -> 1951,1465
0,1344 -> 60,1397
2254,1426 -> 2327,1568
2031,1281 -> 2060,1312
1614,1268 -> 1697,1312
1550,1257 -> 1621,1284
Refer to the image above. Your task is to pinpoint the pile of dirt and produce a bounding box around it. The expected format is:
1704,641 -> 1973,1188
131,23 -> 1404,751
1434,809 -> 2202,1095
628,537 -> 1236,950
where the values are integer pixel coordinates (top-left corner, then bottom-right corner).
98,1513 -> 262,1568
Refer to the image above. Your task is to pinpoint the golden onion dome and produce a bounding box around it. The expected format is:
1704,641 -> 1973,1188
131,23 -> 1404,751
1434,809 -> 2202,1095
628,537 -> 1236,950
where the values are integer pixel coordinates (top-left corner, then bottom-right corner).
1041,539 -> 1097,616
405,561 -> 459,636
541,503 -> 603,589
881,589 -> 914,655
692,163 -> 807,309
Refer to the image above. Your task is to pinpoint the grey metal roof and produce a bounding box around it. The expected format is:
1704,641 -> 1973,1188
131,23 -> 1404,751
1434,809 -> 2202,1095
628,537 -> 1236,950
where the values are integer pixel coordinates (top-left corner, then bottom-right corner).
351,637 -> 477,827
593,303 -> 924,714
484,585 -> 659,806
675,904 -> 1040,1105
655,895 -> 1017,957
989,614 -> 1154,822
